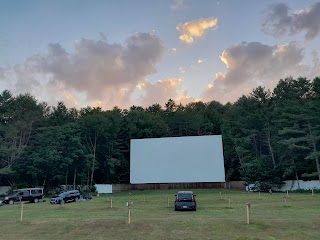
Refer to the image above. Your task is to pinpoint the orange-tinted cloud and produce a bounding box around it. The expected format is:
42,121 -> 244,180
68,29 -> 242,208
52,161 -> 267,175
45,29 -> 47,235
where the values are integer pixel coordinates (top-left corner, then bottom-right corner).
179,34 -> 194,44
202,41 -> 320,104
1,33 -> 165,109
177,17 -> 218,44
137,78 -> 195,107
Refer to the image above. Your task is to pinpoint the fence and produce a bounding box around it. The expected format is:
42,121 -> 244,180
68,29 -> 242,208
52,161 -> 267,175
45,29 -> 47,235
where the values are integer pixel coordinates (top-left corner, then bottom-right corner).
225,181 -> 246,190
111,182 -> 225,192
2,180 -> 318,195
243,180 -> 320,192
275,180 -> 320,191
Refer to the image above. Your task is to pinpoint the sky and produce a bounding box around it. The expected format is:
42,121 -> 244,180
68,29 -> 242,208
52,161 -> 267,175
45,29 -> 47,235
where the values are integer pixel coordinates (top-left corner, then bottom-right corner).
1,0 -> 320,109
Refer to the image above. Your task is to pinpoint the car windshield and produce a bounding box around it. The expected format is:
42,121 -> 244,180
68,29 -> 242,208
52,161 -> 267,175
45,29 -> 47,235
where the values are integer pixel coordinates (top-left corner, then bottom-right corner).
58,192 -> 69,197
178,193 -> 193,201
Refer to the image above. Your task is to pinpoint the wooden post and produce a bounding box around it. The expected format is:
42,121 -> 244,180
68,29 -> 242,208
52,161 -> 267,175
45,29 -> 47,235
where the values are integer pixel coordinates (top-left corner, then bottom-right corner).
167,196 -> 169,208
258,191 -> 261,199
128,205 -> 131,224
228,196 -> 231,209
20,202 -> 24,222
220,192 -> 222,200
110,197 -> 113,208
246,202 -> 251,224
286,190 -> 289,198
312,189 -> 314,197
143,194 -> 145,203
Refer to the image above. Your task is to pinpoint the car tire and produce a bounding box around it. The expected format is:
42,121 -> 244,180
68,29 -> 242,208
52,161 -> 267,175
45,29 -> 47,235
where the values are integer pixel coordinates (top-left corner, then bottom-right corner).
34,198 -> 39,203
9,199 -> 14,205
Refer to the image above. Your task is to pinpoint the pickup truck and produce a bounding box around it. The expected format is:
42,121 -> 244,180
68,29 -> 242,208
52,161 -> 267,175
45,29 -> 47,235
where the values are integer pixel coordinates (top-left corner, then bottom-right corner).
3,188 -> 44,204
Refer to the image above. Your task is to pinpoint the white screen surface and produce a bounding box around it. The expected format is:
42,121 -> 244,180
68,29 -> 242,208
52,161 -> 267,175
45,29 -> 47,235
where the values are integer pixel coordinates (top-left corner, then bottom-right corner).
130,135 -> 225,184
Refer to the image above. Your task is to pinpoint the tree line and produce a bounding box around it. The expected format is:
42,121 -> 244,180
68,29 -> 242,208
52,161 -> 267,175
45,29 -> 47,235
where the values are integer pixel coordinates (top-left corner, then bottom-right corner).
0,76 -> 320,191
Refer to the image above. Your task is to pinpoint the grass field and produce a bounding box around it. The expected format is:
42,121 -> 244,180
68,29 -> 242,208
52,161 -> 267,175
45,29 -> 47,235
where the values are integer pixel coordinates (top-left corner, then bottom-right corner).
0,189 -> 319,240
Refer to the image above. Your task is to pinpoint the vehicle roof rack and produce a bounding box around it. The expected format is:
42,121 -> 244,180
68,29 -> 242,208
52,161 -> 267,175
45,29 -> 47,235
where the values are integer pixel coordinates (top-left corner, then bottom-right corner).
13,188 -> 44,193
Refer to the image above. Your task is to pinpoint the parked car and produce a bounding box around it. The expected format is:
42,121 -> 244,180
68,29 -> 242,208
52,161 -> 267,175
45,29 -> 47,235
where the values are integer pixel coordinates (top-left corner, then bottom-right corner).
174,191 -> 197,211
83,194 -> 93,200
50,190 -> 80,204
3,188 -> 44,204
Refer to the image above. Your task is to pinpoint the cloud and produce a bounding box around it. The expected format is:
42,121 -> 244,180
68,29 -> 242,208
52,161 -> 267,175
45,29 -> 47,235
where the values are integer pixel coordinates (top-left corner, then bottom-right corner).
175,89 -> 200,106
179,67 -> 185,74
0,67 -> 5,79
1,33 -> 165,109
64,92 -> 80,108
137,78 -> 195,107
138,78 -> 181,106
310,50 -> 320,78
179,34 -> 194,44
171,0 -> 185,11
202,41 -> 318,104
177,17 -> 218,44
169,48 -> 177,54
12,59 -> 45,94
262,2 -> 320,40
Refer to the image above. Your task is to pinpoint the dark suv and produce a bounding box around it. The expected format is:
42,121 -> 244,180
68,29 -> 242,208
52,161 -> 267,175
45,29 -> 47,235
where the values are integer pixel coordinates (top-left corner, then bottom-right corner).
50,190 -> 80,204
174,191 -> 197,211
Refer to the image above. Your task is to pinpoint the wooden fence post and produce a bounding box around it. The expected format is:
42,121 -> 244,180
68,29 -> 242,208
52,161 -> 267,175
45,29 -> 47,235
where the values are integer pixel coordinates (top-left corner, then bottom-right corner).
127,202 -> 133,224
128,205 -> 131,224
20,202 -> 24,222
246,202 -> 251,224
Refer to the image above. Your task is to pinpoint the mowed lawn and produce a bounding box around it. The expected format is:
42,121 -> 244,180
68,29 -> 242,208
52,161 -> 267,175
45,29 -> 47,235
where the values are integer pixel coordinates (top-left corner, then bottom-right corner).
0,189 -> 319,240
